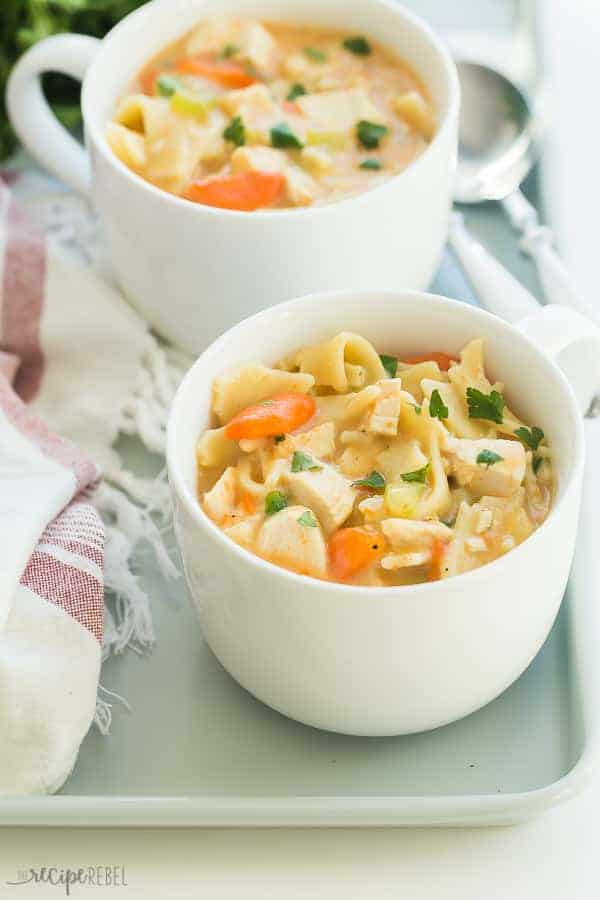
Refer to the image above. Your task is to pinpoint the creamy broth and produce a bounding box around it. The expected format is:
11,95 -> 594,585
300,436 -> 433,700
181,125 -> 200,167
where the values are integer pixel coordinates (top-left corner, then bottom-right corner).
107,19 -> 435,210
196,334 -> 554,586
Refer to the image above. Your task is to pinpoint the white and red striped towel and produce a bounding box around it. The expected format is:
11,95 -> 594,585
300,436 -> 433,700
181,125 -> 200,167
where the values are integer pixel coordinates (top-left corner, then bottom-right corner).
0,174 -> 182,794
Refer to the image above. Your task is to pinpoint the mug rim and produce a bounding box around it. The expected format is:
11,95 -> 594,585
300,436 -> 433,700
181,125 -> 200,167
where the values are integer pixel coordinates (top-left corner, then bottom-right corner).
81,0 -> 460,221
167,288 -> 585,598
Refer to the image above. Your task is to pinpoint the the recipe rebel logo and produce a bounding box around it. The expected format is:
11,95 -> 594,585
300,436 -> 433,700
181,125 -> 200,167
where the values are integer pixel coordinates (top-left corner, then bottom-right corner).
6,865 -> 128,895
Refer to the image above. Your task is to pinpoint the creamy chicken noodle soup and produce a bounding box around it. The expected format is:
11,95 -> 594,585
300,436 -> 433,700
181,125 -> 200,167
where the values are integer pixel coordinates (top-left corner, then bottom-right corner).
107,19 -> 435,210
196,334 -> 554,586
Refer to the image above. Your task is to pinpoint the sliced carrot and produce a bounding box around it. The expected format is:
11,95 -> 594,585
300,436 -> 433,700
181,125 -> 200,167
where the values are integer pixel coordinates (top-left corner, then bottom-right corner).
184,171 -> 285,211
139,66 -> 158,95
225,393 -> 316,440
175,56 -> 256,88
282,100 -> 300,115
239,491 -> 256,514
428,537 -> 447,582
329,527 -> 385,581
401,352 -> 457,371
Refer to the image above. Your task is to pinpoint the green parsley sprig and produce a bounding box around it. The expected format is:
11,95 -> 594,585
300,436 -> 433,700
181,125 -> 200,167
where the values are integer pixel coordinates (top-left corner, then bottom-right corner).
401,463 -> 430,484
466,387 -> 505,424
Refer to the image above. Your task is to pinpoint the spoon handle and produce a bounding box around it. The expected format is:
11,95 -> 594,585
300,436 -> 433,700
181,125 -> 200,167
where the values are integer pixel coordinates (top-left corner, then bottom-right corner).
501,189 -> 600,326
447,212 -> 540,322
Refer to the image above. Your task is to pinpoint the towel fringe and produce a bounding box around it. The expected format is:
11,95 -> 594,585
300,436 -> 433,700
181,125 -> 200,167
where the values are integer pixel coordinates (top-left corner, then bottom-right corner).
92,479 -> 180,732
117,338 -> 189,457
94,684 -> 132,735
90,337 -> 188,733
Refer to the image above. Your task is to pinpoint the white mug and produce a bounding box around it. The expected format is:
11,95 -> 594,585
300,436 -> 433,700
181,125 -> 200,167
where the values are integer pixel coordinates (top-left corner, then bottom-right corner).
7,0 -> 459,355
167,290 -> 590,736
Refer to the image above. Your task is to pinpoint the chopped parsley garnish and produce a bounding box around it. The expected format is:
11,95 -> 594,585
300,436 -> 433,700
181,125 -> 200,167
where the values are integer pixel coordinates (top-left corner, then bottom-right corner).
413,404 -> 422,415
514,426 -> 544,451
429,388 -> 448,420
304,47 -> 327,62
271,122 -> 304,149
379,353 -> 398,378
356,120 -> 388,149
532,455 -> 544,475
265,490 -> 288,516
274,434 -> 285,444
466,387 -> 505,424
223,115 -> 245,146
343,36 -> 372,56
298,510 -> 318,527
287,82 -> 307,101
401,463 -> 430,484
156,74 -> 180,97
360,158 -> 382,170
476,449 -> 503,467
291,451 -> 322,473
220,43 -> 239,58
352,470 -> 386,490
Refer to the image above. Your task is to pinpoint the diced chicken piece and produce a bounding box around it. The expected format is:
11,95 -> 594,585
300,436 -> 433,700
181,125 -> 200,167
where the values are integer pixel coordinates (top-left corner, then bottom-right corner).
381,518 -> 453,548
444,436 -> 526,498
290,423 -> 336,460
297,88 -> 386,131
285,165 -> 317,206
186,17 -> 239,55
300,146 -> 332,175
224,513 -> 262,548
367,379 -> 403,436
219,83 -> 277,119
257,505 -> 327,577
381,550 -> 431,570
238,22 -> 277,77
231,145 -> 287,174
286,463 -> 355,534
393,91 -> 436,140
146,117 -> 225,189
203,467 -> 237,524
106,122 -> 146,169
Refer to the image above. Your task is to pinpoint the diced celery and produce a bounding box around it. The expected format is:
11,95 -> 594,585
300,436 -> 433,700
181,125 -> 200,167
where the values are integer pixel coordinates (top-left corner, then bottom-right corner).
384,482 -> 426,518
156,74 -> 180,97
170,89 -> 215,121
306,130 -> 349,150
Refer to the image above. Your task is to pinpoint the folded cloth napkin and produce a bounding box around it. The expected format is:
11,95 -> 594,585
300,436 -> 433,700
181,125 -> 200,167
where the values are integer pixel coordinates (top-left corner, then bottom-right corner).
0,173 -> 183,794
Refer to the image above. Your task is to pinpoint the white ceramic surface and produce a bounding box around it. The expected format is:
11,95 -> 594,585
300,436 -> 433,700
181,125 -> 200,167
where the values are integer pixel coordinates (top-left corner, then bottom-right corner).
167,290 -> 587,736
6,0 -> 459,355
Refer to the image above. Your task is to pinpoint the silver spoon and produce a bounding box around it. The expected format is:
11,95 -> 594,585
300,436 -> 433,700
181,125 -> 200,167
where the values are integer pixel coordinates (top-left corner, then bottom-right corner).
452,59 -> 599,325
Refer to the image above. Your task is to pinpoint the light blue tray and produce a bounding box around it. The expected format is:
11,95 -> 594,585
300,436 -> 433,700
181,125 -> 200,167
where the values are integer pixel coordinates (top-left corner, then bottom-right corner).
2,0 -> 598,828
0,183 -> 598,827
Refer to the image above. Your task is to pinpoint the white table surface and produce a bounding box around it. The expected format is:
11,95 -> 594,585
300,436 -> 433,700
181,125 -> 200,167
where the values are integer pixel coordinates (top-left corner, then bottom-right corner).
2,0 -> 599,896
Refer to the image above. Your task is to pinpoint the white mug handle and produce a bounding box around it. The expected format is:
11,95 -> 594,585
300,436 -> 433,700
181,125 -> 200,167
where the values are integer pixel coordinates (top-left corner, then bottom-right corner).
6,34 -> 101,197
517,306 -> 600,416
